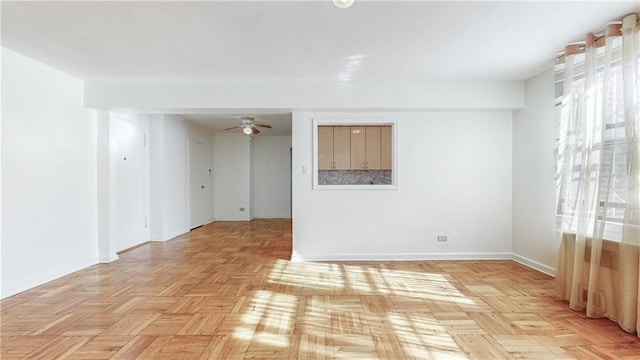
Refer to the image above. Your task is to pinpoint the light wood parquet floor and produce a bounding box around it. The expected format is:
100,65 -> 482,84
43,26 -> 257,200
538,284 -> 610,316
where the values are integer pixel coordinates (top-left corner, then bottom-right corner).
2,219 -> 640,359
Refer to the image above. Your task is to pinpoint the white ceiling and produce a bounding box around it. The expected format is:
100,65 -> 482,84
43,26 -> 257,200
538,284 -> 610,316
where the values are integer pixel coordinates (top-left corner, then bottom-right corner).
2,0 -> 638,134
180,112 -> 293,136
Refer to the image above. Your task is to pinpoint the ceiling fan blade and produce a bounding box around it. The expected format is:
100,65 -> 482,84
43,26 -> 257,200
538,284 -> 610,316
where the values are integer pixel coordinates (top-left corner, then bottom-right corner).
252,127 -> 260,134
225,126 -> 241,131
255,124 -> 272,129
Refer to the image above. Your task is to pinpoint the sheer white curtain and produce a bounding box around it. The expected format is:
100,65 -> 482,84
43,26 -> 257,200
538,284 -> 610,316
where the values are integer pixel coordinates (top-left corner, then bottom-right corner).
555,13 -> 640,336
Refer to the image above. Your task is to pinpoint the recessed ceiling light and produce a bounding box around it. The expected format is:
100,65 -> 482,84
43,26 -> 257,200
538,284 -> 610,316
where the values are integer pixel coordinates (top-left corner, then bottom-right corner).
333,0 -> 354,9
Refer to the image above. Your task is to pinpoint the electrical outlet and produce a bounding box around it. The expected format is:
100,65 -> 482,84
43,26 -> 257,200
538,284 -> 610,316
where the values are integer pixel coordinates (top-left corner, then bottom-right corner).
239,207 -> 245,212
437,235 -> 448,242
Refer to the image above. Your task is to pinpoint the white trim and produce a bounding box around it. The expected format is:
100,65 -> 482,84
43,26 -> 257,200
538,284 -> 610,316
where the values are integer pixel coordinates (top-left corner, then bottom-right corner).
312,117 -> 399,190
511,253 -> 556,277
213,218 -> 252,222
291,252 -> 556,277
252,215 -> 292,219
0,258 -> 97,299
291,252 -> 513,262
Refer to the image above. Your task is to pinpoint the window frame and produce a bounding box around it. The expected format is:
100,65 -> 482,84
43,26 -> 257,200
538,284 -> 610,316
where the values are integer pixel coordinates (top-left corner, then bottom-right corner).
554,46 -> 632,243
312,118 -> 398,190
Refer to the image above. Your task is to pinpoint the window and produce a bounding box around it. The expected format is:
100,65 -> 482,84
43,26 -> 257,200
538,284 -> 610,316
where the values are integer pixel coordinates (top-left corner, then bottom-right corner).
555,35 -> 636,242
313,118 -> 397,190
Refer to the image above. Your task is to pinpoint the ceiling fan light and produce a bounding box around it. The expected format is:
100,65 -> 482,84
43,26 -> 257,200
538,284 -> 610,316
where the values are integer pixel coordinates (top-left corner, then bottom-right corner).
333,0 -> 354,9
243,126 -> 253,135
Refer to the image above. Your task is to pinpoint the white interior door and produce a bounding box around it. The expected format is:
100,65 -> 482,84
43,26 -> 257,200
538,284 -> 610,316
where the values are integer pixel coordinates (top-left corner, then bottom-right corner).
115,116 -> 144,251
189,139 -> 207,229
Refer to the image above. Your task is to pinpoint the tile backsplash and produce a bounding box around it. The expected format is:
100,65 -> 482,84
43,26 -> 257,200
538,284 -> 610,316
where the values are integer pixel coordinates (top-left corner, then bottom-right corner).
318,170 -> 392,185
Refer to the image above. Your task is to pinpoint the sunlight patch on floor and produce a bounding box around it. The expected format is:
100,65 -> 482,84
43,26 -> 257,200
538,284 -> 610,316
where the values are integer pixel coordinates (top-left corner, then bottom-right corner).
268,260 -> 345,290
268,259 -> 475,306
389,313 -> 468,360
230,260 -> 481,357
233,290 -> 297,348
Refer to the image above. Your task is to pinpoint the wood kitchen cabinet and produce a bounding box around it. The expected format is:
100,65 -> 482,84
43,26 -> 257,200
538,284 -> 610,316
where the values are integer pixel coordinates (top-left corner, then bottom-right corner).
318,126 -> 334,170
350,127 -> 366,169
333,127 -> 351,169
350,126 -> 387,170
365,127 -> 381,170
380,126 -> 392,170
318,126 -> 351,170
319,125 -> 391,171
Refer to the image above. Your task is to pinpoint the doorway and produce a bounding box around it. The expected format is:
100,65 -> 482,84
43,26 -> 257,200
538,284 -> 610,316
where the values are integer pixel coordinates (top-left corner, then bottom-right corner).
189,139 -> 208,229
114,115 -> 146,251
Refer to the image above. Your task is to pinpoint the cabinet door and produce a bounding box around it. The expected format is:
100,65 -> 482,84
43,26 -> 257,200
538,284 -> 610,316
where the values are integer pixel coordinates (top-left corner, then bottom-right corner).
365,127 -> 381,170
350,127 -> 366,170
333,127 -> 351,170
318,126 -> 334,170
380,126 -> 392,170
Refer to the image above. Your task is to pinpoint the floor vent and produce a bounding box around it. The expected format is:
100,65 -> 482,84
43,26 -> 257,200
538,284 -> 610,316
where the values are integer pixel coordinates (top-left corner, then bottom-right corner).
580,285 -> 605,315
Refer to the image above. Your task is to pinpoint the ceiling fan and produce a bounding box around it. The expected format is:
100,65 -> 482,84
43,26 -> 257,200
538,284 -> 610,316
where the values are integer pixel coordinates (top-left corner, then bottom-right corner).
225,116 -> 272,135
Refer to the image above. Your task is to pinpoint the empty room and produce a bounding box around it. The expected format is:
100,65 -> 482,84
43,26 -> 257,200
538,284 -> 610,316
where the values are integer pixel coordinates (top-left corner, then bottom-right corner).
2,0 -> 640,359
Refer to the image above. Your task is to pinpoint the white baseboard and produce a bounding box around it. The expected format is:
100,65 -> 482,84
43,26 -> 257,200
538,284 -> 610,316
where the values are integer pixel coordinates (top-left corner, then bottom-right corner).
98,253 -> 119,263
163,228 -> 189,241
189,218 -> 289,223
0,257 -> 98,299
253,215 -> 292,219
291,252 -> 555,277
511,253 -> 555,277
291,252 -> 513,262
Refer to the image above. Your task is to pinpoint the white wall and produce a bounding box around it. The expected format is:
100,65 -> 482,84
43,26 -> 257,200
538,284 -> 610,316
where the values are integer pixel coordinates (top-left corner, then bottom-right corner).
253,136 -> 292,218
1,48 -> 98,298
160,115 -> 190,238
97,111 -> 113,262
292,112 -> 513,261
0,47 -> 3,299
85,80 -> 524,111
149,115 -> 214,240
512,69 -> 557,275
214,134 -> 251,221
209,134 -> 292,221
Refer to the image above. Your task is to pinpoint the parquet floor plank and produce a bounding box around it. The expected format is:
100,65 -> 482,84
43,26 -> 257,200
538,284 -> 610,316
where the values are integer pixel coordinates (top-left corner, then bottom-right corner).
64,335 -> 132,360
2,219 -> 639,359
